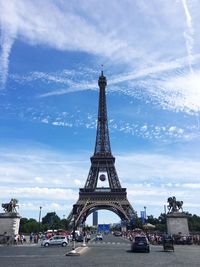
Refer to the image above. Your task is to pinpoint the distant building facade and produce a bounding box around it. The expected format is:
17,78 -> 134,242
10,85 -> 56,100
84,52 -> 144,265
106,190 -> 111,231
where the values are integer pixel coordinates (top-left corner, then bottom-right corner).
93,211 -> 98,226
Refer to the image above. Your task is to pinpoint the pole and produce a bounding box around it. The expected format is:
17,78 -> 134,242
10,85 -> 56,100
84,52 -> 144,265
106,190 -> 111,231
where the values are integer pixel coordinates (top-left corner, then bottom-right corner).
71,204 -> 77,253
39,206 -> 42,232
72,216 -> 76,252
66,205 -> 80,256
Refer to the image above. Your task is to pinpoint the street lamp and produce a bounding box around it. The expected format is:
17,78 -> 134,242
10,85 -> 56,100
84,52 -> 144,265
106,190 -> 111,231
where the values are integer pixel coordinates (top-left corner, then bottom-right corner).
39,206 -> 42,233
72,204 -> 78,253
66,204 -> 80,256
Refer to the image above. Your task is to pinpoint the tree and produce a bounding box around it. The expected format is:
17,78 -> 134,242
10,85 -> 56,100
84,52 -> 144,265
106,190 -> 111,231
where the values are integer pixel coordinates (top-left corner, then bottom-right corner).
147,215 -> 159,225
42,212 -> 61,229
188,213 -> 200,231
19,218 -> 39,233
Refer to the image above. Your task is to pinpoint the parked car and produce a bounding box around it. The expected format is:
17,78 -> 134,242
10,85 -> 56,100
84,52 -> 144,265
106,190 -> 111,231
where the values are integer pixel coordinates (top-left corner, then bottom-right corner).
96,233 -> 103,241
131,236 -> 150,253
41,235 -> 68,247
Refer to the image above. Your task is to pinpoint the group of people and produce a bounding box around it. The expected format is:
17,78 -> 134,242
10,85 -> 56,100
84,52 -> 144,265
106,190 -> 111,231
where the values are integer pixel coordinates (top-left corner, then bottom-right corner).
13,233 -> 39,245
29,233 -> 39,244
14,234 -> 26,244
121,230 -> 200,245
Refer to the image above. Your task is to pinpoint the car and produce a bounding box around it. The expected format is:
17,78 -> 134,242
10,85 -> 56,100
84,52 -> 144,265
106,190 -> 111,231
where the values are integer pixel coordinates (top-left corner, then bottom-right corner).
162,235 -> 174,252
114,231 -> 122,236
41,235 -> 68,247
96,233 -> 103,241
131,235 -> 150,253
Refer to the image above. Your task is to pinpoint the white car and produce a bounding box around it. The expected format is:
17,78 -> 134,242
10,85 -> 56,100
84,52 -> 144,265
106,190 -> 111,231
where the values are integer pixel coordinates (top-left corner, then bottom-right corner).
41,235 -> 68,247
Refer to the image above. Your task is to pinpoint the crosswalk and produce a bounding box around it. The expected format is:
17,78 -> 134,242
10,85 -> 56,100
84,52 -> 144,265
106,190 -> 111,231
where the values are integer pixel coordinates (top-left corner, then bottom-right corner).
88,241 -> 130,246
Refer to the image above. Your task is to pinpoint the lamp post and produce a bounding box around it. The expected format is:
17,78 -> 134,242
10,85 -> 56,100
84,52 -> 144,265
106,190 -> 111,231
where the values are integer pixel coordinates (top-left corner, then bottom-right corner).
66,204 -> 81,256
39,206 -> 42,233
72,204 -> 78,253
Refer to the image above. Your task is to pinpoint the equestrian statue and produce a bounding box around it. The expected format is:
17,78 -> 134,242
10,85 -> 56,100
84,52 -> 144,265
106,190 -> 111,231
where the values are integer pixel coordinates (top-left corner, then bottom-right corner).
167,196 -> 183,213
2,199 -> 19,213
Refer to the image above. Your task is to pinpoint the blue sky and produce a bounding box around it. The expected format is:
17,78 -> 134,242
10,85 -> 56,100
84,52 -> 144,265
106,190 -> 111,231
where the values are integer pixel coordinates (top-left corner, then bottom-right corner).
0,0 -> 200,225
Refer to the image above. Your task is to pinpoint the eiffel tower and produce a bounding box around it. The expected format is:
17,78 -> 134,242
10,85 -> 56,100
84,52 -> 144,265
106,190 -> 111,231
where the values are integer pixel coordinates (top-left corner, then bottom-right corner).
67,71 -> 136,227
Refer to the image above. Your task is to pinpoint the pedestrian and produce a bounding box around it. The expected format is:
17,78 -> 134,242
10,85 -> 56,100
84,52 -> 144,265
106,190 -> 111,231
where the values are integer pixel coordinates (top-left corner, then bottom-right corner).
29,233 -> 33,243
14,234 -> 18,245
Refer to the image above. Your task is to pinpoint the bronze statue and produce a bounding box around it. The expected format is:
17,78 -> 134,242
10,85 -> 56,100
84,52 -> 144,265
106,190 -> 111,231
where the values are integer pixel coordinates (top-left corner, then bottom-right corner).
167,196 -> 183,213
2,199 -> 19,213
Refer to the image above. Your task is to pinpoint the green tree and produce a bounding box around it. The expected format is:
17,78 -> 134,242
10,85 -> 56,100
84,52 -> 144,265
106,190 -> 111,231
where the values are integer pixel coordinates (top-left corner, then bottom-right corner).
147,215 -> 159,225
19,218 -> 39,233
59,219 -> 69,230
42,212 -> 61,229
188,213 -> 200,231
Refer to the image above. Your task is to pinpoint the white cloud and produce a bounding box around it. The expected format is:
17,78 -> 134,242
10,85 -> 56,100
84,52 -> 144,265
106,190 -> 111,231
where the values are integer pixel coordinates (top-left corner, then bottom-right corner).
34,176 -> 45,184
0,186 -> 77,201
0,146 -> 89,188
182,183 -> 200,189
155,71 -> 200,113
0,0 -> 136,87
117,152 -> 200,189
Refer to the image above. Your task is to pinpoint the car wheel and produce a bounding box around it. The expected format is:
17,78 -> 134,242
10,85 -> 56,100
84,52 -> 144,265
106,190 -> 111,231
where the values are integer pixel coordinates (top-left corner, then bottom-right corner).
44,243 -> 49,247
62,242 -> 67,247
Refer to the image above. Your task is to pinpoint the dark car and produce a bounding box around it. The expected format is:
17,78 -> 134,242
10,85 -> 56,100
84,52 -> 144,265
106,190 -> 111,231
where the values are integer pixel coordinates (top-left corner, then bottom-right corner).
114,231 -> 122,236
131,236 -> 150,253
162,235 -> 174,252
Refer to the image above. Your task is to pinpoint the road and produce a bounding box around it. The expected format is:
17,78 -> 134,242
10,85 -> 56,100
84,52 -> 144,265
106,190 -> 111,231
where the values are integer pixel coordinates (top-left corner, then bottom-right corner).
0,234 -> 200,267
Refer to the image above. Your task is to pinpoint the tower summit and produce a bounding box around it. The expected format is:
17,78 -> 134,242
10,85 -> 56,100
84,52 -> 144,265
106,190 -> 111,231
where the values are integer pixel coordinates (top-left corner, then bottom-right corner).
95,71 -> 111,155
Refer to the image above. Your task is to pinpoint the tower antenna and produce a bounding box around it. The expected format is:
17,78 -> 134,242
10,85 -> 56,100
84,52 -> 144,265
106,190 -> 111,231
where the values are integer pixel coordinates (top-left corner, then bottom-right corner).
101,64 -> 104,76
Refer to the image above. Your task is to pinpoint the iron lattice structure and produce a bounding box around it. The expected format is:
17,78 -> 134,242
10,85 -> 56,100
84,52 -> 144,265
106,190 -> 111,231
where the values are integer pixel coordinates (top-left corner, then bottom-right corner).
67,72 -> 136,227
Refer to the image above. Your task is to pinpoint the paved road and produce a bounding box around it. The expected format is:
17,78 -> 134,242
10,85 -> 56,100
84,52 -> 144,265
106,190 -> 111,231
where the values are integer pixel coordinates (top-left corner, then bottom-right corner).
0,234 -> 200,267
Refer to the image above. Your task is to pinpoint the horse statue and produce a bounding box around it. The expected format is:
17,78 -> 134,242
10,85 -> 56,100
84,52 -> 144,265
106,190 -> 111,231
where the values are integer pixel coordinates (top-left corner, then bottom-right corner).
2,199 -> 19,213
167,196 -> 183,213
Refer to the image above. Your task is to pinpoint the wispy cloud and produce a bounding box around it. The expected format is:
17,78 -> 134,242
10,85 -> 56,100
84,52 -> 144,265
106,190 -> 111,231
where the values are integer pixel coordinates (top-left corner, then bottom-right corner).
181,0 -> 194,73
10,53 -> 200,114
0,1 -> 17,89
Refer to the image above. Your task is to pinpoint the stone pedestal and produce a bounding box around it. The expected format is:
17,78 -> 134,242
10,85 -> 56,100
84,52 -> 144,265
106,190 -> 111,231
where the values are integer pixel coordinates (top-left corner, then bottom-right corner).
0,213 -> 21,236
166,212 -> 189,235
